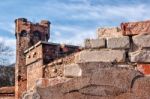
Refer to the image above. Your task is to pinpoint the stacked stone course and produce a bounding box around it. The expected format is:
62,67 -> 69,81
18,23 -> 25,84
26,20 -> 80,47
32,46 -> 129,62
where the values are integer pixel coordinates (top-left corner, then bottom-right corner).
23,20 -> 150,99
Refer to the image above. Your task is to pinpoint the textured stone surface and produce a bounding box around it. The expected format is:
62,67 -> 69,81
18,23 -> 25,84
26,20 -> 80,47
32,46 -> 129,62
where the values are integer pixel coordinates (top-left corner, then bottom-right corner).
62,76 -> 91,94
97,27 -> 123,38
121,20 -> 150,36
107,36 -> 130,49
85,38 -> 105,48
64,62 -> 114,77
34,68 -> 143,99
132,33 -> 150,48
132,77 -> 150,99
90,68 -> 142,94
63,67 -> 142,95
64,64 -> 82,77
37,83 -> 63,99
27,60 -> 43,90
0,86 -> 15,94
44,53 -> 76,78
36,77 -> 69,88
0,96 -> 15,99
75,50 -> 126,63
22,90 -> 40,99
129,50 -> 150,63
79,85 -> 123,96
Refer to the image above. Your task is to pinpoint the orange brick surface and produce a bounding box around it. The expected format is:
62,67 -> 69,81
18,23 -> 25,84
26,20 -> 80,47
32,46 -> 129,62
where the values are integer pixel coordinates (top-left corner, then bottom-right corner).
121,20 -> 150,36
137,64 -> 150,75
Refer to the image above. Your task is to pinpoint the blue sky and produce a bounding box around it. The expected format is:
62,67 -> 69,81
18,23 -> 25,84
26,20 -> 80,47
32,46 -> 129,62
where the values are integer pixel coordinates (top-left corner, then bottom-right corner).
0,0 -> 150,64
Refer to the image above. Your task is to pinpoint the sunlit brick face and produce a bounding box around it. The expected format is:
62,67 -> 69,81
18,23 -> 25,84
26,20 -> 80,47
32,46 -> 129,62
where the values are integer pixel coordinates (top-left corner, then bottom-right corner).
15,18 -> 50,99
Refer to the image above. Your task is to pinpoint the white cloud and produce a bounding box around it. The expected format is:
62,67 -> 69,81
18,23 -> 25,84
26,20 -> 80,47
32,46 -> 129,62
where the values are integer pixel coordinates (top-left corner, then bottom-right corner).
50,24 -> 96,46
41,1 -> 149,22
0,36 -> 16,49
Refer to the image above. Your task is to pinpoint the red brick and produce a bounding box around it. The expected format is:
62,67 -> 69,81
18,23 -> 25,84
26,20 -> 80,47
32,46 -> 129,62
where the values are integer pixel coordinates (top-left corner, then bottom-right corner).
121,20 -> 150,36
15,18 -> 50,99
137,64 -> 150,75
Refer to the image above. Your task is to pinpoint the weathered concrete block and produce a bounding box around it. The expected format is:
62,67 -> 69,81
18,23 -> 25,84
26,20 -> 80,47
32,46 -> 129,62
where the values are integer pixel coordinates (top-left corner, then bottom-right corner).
90,68 -> 143,94
97,27 -> 123,38
132,33 -> 150,48
129,50 -> 150,63
64,63 -> 113,77
107,36 -> 130,49
62,76 -> 91,93
62,67 -> 142,97
75,50 -> 126,63
36,77 -> 69,88
79,85 -> 123,96
64,64 -> 82,77
85,38 -> 105,48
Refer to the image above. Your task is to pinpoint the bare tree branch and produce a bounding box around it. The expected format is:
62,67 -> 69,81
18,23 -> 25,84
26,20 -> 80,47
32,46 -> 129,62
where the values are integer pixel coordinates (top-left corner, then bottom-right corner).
0,42 -> 14,66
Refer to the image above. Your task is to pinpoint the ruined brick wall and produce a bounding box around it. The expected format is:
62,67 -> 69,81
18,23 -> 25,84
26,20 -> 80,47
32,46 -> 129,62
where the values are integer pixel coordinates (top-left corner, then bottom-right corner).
25,41 -> 81,90
27,61 -> 43,90
0,86 -> 15,99
15,18 -> 50,99
44,52 -> 77,78
25,43 -> 43,90
42,42 -> 80,64
23,20 -> 150,99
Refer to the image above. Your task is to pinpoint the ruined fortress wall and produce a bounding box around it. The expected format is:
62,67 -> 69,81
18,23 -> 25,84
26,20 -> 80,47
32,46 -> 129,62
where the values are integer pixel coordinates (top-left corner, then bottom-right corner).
15,18 -> 50,98
27,60 -> 43,90
44,53 -> 76,78
23,20 -> 150,99
25,43 -> 44,90
43,21 -> 150,79
25,41 -> 81,91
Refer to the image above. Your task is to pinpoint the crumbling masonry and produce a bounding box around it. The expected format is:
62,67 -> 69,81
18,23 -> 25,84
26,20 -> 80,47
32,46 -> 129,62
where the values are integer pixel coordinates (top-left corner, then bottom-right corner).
15,18 -> 80,99
15,18 -> 150,99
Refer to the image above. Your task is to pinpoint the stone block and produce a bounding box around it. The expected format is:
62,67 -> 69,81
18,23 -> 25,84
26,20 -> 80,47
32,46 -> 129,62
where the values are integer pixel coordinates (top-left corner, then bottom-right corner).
22,90 -> 40,99
90,68 -> 142,94
0,86 -> 15,94
64,64 -> 82,77
132,77 -> 150,99
36,77 -> 69,88
64,63 -> 113,77
85,38 -> 105,49
107,36 -> 130,49
79,85 -> 123,96
121,20 -> 150,36
36,78 -> 50,88
75,50 -> 126,63
62,67 -> 142,97
97,27 -> 123,38
132,33 -> 150,48
129,50 -> 150,63
61,76 -> 91,94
